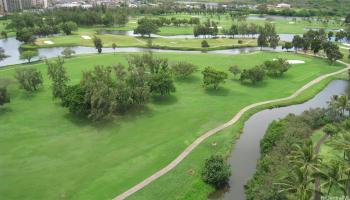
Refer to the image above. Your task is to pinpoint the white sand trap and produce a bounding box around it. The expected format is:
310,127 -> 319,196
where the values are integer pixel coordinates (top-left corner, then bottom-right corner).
340,46 -> 350,50
287,60 -> 305,64
342,43 -> 350,47
81,35 -> 91,40
44,40 -> 54,45
288,22 -> 295,24
170,42 -> 177,44
273,58 -> 305,64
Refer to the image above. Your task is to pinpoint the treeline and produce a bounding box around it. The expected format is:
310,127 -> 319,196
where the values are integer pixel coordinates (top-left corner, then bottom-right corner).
289,29 -> 344,63
5,8 -> 129,42
246,93 -> 350,199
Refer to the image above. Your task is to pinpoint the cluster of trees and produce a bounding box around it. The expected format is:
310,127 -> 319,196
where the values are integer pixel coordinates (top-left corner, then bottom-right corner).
193,19 -> 219,38
141,16 -> 200,28
7,8 -> 129,43
46,54 -> 178,121
222,23 -> 259,38
233,58 -> 291,84
200,58 -> 291,90
134,18 -> 160,37
257,23 -> 280,49
246,94 -> 350,200
291,30 -> 344,63
14,67 -> 43,92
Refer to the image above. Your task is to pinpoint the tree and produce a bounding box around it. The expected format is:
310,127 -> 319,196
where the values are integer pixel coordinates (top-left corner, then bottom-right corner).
134,18 -> 159,37
148,71 -> 176,96
328,31 -> 334,41
264,58 -> 291,77
1,31 -> 7,39
0,87 -> 10,106
228,65 -> 241,78
15,67 -> 43,92
46,57 -> 69,99
16,28 -> 34,43
282,42 -> 293,51
201,155 -> 231,189
61,47 -> 75,58
60,21 -> 78,35
319,161 -> 346,199
0,47 -> 8,62
171,62 -> 197,78
240,66 -> 265,84
269,34 -> 280,49
323,42 -> 343,63
201,40 -> 210,48
112,43 -> 117,54
20,50 -> 38,63
202,67 -> 228,90
93,36 -> 103,54
292,35 -> 304,52
323,124 -> 339,136
345,13 -> 350,24
80,66 -> 116,121
61,84 -> 90,117
257,33 -> 268,50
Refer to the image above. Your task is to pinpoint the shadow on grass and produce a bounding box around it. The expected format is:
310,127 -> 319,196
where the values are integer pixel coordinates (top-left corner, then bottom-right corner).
0,107 -> 12,116
63,105 -> 154,129
240,81 -> 267,88
152,95 -> 178,105
204,87 -> 230,96
175,76 -> 201,84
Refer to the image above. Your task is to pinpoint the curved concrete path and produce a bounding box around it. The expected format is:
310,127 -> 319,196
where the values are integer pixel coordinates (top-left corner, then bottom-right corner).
114,60 -> 350,200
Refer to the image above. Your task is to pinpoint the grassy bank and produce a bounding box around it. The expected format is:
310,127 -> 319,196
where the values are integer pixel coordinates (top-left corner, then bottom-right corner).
0,51 -> 344,200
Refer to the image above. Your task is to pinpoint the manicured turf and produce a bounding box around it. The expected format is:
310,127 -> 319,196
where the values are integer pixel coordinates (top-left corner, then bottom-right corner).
34,34 -> 257,50
111,13 -> 343,35
0,51 -> 344,200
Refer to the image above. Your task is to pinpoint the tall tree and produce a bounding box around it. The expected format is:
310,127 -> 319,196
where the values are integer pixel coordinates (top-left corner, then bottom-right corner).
46,57 -> 69,99
93,36 -> 103,54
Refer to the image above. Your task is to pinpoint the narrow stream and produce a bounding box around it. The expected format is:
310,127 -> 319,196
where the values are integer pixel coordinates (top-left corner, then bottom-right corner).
209,80 -> 349,200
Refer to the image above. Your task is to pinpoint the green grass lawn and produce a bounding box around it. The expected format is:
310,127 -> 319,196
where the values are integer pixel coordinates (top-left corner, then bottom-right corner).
0,51 -> 345,200
109,13 -> 343,35
34,34 -> 257,50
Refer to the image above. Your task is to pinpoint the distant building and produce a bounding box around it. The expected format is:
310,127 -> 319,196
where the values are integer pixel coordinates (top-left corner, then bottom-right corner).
0,0 -> 47,12
276,3 -> 291,8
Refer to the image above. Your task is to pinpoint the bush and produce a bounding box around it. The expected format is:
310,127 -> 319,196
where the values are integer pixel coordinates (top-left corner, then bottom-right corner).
238,39 -> 243,44
323,124 -> 339,136
15,67 -> 43,92
171,61 -> 197,78
201,40 -> 210,48
0,87 -> 10,106
202,155 -> 231,189
202,67 -> 228,89
240,65 -> 265,84
263,58 -> 291,77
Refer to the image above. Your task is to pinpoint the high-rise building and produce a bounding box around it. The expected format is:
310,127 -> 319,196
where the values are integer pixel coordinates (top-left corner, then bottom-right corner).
1,0 -> 43,12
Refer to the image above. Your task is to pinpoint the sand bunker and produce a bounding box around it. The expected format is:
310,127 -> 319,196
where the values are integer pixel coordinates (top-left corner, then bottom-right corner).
81,35 -> 92,40
342,43 -> 350,47
273,59 -> 305,64
44,40 -> 54,45
287,60 -> 305,64
288,22 -> 295,24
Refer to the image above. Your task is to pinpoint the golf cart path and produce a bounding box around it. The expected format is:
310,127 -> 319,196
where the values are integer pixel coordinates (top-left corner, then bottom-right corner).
114,60 -> 350,200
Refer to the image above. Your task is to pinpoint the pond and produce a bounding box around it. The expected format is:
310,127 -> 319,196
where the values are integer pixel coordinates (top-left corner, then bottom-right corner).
0,37 -> 288,67
209,80 -> 349,200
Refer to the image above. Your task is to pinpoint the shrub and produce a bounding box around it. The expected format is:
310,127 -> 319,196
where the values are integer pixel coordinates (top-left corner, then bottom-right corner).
238,39 -> 243,44
240,65 -> 265,84
201,40 -> 210,48
202,67 -> 228,89
15,67 -> 43,92
0,87 -> 10,106
228,65 -> 241,78
171,61 -> 197,78
202,155 -> 231,189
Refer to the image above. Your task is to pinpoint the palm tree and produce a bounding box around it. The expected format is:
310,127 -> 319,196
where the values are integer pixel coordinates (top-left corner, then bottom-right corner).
288,140 -> 322,174
337,95 -> 349,116
275,167 -> 314,200
319,161 -> 346,199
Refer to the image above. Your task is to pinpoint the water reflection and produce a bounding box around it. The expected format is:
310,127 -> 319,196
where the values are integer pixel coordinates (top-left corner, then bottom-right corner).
210,80 -> 348,200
